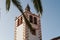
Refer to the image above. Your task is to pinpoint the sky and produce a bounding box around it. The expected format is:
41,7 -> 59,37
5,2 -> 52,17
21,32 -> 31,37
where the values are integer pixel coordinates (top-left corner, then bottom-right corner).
0,0 -> 60,40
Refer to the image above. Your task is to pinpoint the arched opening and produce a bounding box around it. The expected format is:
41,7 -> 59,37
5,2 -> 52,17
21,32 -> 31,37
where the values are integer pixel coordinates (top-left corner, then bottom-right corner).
34,17 -> 37,24
21,17 -> 22,24
16,17 -> 22,27
19,17 -> 22,25
29,15 -> 33,23
16,19 -> 19,26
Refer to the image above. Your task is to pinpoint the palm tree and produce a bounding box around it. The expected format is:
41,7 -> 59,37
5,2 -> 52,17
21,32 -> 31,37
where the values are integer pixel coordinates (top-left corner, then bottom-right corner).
6,0 -> 43,35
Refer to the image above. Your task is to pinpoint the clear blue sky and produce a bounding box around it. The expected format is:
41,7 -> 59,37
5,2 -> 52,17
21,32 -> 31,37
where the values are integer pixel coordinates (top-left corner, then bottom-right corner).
0,0 -> 60,40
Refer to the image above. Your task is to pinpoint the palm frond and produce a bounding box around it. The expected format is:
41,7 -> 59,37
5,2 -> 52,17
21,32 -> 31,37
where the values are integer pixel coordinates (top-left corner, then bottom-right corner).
22,13 -> 34,34
12,0 -> 23,13
6,0 -> 11,11
32,0 -> 43,15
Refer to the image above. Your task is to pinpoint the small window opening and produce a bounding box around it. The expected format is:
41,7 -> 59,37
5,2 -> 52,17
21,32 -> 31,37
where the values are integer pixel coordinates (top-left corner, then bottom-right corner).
29,15 -> 33,23
34,17 -> 37,24
20,17 -> 22,24
19,17 -> 22,25
17,19 -> 19,26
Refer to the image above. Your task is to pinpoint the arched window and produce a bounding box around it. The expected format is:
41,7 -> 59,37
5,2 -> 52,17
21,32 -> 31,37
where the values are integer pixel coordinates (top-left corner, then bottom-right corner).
29,15 -> 33,23
16,17 -> 22,27
20,17 -> 22,24
34,17 -> 37,24
17,19 -> 19,26
19,17 -> 22,25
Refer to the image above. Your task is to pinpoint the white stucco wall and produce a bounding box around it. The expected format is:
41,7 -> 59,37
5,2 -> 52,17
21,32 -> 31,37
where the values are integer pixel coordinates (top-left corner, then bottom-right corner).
16,24 -> 25,40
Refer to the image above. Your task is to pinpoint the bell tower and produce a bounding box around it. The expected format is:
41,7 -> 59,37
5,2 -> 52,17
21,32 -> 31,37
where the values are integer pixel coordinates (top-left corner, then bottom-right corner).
14,5 -> 42,40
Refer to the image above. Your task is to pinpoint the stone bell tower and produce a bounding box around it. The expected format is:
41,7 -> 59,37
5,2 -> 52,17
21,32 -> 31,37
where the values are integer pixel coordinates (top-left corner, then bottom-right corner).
14,5 -> 42,40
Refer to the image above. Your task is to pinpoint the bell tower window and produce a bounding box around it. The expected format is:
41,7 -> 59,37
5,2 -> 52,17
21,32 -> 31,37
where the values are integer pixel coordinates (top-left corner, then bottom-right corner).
17,19 -> 19,26
34,17 -> 37,24
16,17 -> 22,27
19,17 -> 22,25
29,15 -> 33,23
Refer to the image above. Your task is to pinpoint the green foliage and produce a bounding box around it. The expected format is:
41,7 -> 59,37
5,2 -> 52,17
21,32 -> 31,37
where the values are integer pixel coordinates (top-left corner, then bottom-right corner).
32,0 -> 43,15
12,0 -> 23,13
6,0 -> 11,11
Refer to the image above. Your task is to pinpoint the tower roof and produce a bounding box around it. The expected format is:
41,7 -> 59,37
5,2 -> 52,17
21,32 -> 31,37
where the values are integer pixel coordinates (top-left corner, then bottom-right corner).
25,4 -> 30,11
